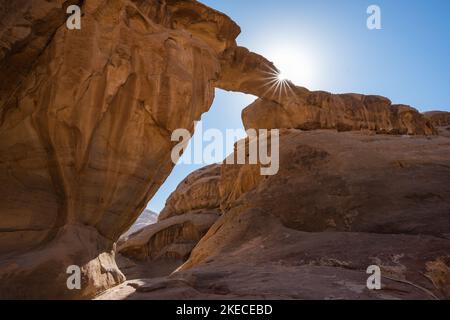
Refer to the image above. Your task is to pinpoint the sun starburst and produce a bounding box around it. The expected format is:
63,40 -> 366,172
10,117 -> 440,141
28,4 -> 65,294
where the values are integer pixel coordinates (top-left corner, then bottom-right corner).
258,65 -> 295,100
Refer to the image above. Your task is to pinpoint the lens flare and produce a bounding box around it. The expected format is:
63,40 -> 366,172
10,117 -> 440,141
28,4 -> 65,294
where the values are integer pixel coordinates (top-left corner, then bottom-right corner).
277,71 -> 288,81
258,65 -> 295,100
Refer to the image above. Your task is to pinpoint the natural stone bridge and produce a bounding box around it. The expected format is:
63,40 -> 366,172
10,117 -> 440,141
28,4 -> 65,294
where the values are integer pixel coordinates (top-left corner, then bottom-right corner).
0,0 -> 447,299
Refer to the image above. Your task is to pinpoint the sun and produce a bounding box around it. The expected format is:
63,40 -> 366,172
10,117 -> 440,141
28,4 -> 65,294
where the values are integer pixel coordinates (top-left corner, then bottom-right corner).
275,52 -> 315,86
257,42 -> 320,99
258,65 -> 295,100
277,71 -> 288,82
261,41 -> 319,90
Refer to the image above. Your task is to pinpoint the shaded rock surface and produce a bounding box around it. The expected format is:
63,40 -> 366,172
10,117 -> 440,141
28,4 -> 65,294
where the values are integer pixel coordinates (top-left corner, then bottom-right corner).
424,111 -> 450,127
104,130 -> 450,300
121,209 -> 158,240
0,0 -> 237,298
119,211 -> 219,262
116,164 -> 221,278
158,164 -> 222,221
0,0 -> 82,109
0,0 -> 446,299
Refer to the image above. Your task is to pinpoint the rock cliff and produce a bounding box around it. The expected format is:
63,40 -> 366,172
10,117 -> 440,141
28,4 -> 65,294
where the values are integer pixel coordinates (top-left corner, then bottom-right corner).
105,129 -> 450,300
424,111 -> 450,127
0,0 -> 447,299
0,0 -> 234,299
158,164 -> 222,221
119,164 -> 221,263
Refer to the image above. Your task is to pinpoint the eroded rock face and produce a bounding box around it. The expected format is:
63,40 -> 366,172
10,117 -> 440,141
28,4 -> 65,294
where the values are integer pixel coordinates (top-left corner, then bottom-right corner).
117,164 -> 221,271
0,0 -> 445,300
424,111 -> 450,127
216,46 -> 435,135
0,0 -> 82,109
121,209 -> 158,240
0,0 -> 237,299
159,164 -> 222,221
106,130 -> 450,300
242,92 -> 435,135
180,131 -> 450,299
119,211 -> 219,262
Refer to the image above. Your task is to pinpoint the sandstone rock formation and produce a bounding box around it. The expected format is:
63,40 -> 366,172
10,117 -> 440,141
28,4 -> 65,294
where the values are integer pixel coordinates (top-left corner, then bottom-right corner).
0,0 -> 237,299
424,111 -> 450,127
119,211 -> 219,261
121,209 -> 158,240
217,46 -> 435,135
119,164 -> 221,262
424,111 -> 450,138
115,165 -> 221,282
0,0 -> 446,300
0,0 -> 81,108
242,92 -> 435,135
101,129 -> 450,300
158,164 -> 222,221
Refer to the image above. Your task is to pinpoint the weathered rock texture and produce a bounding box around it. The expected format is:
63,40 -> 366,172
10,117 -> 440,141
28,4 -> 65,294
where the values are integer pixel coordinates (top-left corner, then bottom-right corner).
242,91 -> 435,135
424,111 -> 450,127
102,129 -> 450,300
120,211 -> 219,262
0,0 -> 446,300
119,164 -> 221,262
216,46 -> 435,135
121,209 -> 158,240
0,0 -> 81,108
0,0 -> 237,299
159,164 -> 222,221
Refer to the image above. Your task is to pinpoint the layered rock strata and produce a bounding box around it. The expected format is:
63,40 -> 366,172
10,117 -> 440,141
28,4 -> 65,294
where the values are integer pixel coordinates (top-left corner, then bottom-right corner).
424,111 -> 450,127
217,46 -> 435,135
105,129 -> 450,300
0,0 -> 444,299
119,164 -> 221,262
0,0 -> 235,298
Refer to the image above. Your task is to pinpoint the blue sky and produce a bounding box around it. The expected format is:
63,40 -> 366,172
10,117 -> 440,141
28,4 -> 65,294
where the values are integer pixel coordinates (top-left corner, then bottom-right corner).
147,0 -> 450,213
